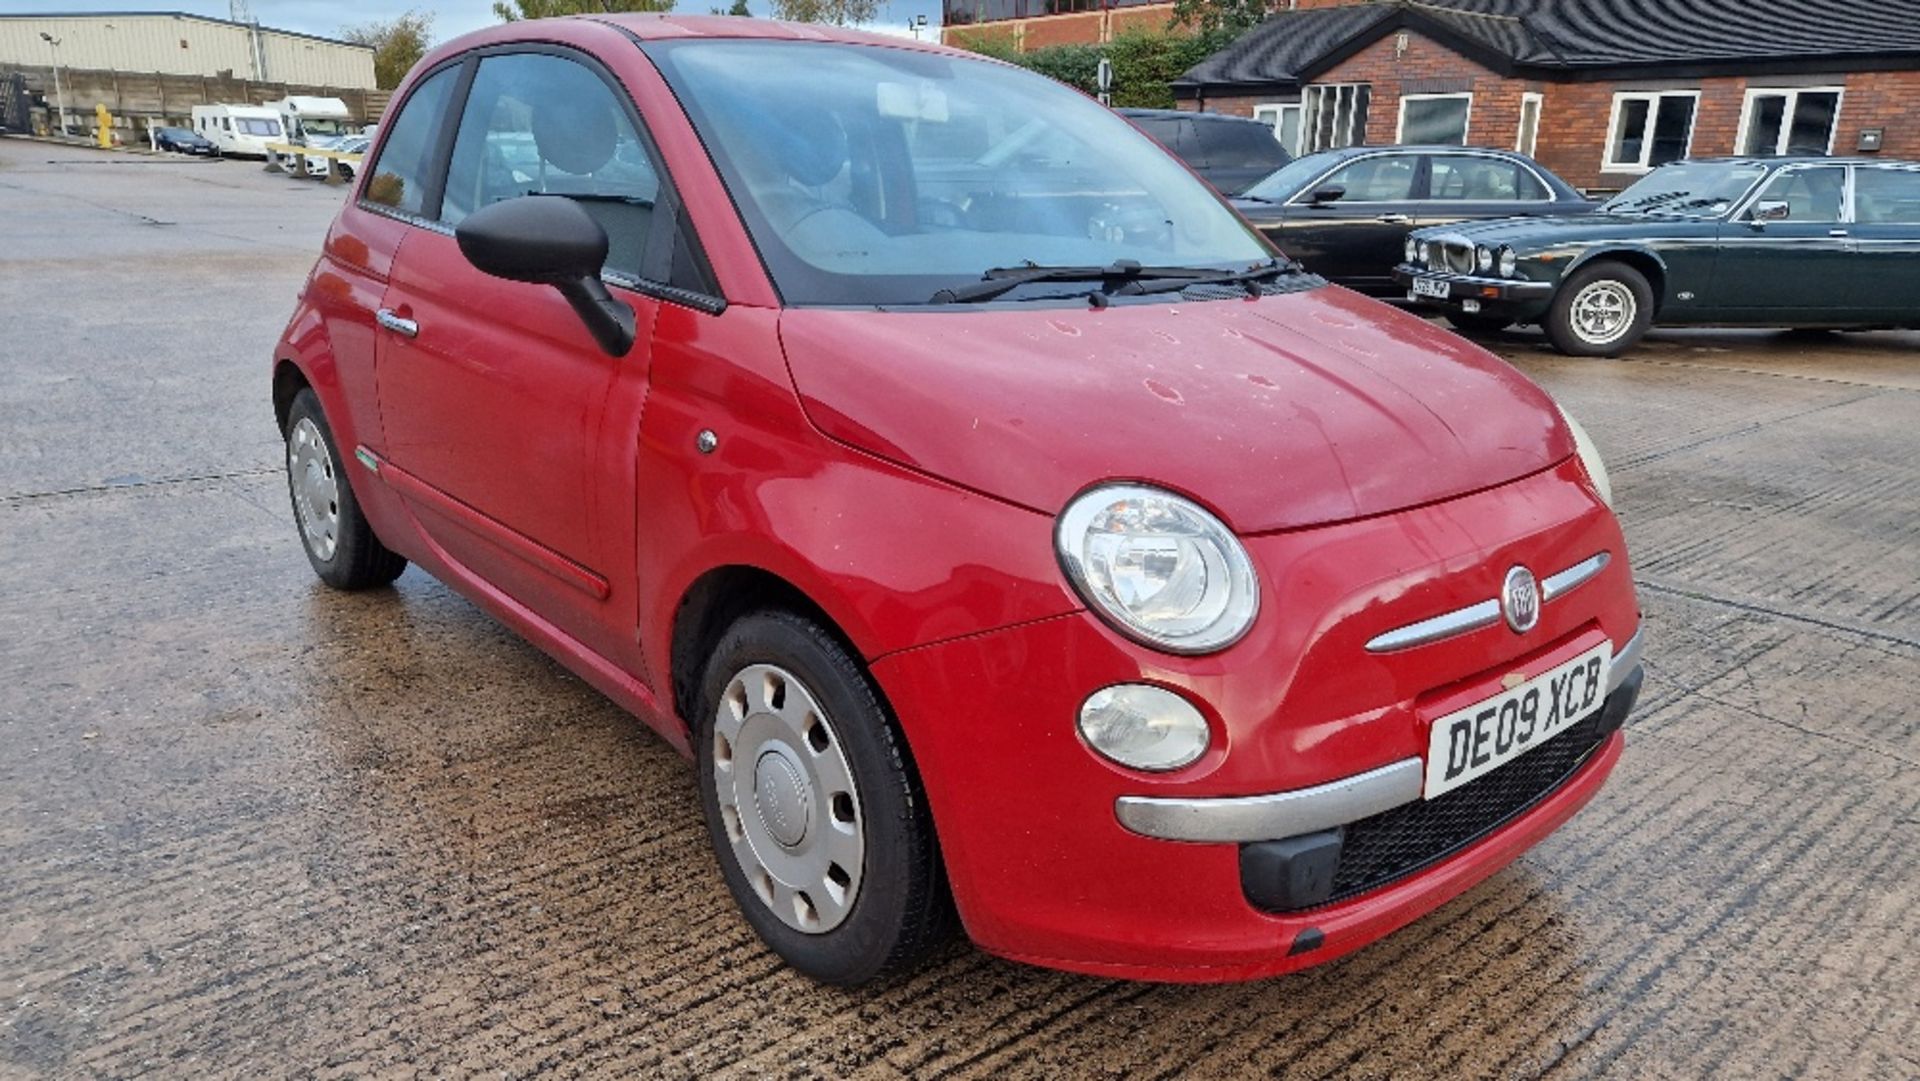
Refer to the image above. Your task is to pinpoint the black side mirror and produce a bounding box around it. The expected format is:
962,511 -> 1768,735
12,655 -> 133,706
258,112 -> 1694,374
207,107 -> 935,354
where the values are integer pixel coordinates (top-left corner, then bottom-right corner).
1309,184 -> 1346,205
455,195 -> 637,357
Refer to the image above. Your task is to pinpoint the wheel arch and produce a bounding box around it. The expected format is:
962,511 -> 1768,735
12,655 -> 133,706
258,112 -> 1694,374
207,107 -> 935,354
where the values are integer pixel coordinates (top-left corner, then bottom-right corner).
272,358 -> 312,435
1566,247 -> 1669,316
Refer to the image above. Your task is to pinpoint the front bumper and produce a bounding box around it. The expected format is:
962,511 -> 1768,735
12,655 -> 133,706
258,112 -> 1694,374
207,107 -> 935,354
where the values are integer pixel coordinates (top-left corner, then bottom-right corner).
1393,264 -> 1553,312
871,460 -> 1640,982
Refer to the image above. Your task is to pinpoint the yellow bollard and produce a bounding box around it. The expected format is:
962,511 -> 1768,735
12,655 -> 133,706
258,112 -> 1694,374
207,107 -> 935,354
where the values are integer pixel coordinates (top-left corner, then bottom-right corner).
95,103 -> 111,149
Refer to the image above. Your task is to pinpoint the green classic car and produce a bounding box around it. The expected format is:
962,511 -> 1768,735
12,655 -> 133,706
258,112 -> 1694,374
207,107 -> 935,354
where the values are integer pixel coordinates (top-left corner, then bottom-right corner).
1393,157 -> 1920,356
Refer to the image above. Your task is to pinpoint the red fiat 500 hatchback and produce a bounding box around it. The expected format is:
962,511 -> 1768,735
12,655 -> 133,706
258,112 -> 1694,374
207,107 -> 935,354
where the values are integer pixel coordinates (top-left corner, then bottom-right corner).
273,15 -> 1644,985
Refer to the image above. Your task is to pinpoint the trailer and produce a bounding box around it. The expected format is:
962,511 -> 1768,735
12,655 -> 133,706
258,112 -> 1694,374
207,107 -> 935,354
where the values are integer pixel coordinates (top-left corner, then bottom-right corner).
189,104 -> 284,158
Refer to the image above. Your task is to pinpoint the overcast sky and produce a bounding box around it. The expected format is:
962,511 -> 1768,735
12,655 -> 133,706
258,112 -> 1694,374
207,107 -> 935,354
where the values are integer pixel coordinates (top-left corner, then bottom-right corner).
7,0 -> 945,43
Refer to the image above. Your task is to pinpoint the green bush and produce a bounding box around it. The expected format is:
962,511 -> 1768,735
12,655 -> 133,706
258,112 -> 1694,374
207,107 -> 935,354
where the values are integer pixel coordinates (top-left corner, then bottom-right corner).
962,27 -> 1235,110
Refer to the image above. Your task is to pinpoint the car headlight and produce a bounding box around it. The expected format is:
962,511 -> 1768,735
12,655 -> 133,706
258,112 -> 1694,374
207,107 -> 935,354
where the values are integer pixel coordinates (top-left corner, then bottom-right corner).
1078,684 -> 1210,771
1405,236 -> 1418,264
1056,484 -> 1260,654
1416,240 -> 1431,266
1475,245 -> 1494,272
1498,246 -> 1518,278
1557,405 -> 1613,507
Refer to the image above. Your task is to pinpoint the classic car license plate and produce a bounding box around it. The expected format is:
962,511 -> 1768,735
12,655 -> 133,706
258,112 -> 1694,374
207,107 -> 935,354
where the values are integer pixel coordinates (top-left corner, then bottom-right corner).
1423,643 -> 1611,799
1409,275 -> 1451,299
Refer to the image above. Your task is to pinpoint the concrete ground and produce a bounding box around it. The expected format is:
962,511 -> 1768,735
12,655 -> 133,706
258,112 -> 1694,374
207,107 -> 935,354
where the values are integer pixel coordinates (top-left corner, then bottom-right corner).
1,136 -> 1914,1079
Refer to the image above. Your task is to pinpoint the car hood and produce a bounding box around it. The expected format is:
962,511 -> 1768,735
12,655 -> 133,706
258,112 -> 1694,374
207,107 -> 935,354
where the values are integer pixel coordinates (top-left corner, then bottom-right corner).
777,287 -> 1572,534
1419,211 -> 1696,247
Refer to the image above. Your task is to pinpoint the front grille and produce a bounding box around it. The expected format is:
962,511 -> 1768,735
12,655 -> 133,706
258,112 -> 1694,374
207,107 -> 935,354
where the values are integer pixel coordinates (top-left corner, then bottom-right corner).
1321,711 -> 1610,907
1443,241 -> 1476,275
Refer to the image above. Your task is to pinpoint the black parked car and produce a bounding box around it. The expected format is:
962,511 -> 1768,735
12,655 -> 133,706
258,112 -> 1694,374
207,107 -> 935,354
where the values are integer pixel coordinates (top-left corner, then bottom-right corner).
1395,157 -> 1920,356
1232,145 -> 1592,296
154,126 -> 219,156
1119,108 -> 1290,196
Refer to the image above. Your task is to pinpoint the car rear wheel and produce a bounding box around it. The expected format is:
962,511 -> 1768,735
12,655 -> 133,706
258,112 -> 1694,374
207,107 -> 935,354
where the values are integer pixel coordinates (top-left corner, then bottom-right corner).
696,610 -> 951,986
284,389 -> 406,590
1444,311 -> 1514,335
1547,261 -> 1653,357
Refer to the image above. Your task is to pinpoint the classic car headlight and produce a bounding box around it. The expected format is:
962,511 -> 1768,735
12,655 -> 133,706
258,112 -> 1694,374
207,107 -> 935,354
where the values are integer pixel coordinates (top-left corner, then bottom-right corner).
1475,245 -> 1494,272
1056,484 -> 1259,654
1498,246 -> 1518,278
1078,684 -> 1210,771
1557,405 -> 1613,507
1405,236 -> 1418,265
1416,240 -> 1431,266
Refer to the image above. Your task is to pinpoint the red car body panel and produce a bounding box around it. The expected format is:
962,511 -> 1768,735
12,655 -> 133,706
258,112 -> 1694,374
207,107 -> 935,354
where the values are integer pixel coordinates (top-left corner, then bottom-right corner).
273,13 -> 1642,982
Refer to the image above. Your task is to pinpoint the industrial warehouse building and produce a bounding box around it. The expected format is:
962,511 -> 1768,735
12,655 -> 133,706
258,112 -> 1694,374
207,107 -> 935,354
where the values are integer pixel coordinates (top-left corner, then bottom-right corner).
0,11 -> 378,140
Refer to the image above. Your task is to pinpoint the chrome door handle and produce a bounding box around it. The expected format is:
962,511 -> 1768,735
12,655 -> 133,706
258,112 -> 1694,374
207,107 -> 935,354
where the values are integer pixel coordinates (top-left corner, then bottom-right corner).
376,308 -> 418,338
1376,213 -> 1412,224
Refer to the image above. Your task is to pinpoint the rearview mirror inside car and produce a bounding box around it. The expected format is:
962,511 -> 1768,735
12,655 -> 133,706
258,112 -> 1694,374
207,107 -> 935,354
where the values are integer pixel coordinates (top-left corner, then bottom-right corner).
1751,199 -> 1791,225
454,195 -> 637,357
1309,185 -> 1346,205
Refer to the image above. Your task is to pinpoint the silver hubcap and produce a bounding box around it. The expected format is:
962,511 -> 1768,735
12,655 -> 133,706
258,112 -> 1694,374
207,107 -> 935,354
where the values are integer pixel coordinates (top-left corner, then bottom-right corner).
287,417 -> 340,562
713,664 -> 864,934
1569,280 -> 1637,345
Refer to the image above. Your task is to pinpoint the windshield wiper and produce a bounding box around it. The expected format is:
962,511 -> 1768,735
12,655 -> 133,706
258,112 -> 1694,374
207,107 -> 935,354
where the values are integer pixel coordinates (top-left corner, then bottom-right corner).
930,260 -> 1292,304
1113,260 -> 1303,297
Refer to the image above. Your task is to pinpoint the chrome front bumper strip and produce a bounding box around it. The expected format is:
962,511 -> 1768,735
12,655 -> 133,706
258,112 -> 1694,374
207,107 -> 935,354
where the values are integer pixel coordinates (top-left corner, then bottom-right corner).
1115,625 -> 1645,844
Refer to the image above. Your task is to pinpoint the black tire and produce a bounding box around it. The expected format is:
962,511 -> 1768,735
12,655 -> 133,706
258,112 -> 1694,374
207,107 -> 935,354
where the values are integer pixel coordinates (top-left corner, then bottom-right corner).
1443,311 -> 1514,335
1545,260 -> 1653,358
695,609 -> 952,986
283,388 -> 406,590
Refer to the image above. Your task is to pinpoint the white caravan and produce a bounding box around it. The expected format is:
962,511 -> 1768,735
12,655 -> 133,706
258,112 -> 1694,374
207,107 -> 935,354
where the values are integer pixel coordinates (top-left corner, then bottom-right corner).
190,104 -> 285,158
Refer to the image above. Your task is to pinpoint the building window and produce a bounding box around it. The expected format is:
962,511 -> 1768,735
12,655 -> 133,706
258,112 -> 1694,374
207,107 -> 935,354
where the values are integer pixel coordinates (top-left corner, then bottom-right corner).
1302,84 -> 1371,152
1253,102 -> 1303,155
1516,92 -> 1543,156
1396,93 -> 1471,146
1603,90 -> 1698,172
1737,88 -> 1842,156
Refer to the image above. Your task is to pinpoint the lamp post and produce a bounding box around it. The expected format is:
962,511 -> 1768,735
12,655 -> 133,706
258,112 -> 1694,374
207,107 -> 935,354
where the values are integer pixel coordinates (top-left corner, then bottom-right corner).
38,32 -> 68,138
907,13 -> 928,38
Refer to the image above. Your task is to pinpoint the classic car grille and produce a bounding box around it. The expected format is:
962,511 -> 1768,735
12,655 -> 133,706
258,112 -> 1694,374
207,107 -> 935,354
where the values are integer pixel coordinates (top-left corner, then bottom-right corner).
1318,711 -> 1610,907
1442,241 -> 1476,275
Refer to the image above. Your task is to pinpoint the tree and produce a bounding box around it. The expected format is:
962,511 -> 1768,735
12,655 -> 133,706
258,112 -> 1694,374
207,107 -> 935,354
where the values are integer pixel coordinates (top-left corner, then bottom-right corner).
711,0 -> 754,13
341,10 -> 433,91
494,0 -> 676,20
1168,0 -> 1268,36
767,0 -> 878,24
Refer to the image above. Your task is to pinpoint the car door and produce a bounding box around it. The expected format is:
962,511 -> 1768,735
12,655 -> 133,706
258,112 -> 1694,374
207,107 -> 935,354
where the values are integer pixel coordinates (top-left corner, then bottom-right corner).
1277,151 -> 1422,293
1420,152 -> 1555,230
372,48 -> 670,668
1714,164 -> 1855,320
1847,164 -> 1920,323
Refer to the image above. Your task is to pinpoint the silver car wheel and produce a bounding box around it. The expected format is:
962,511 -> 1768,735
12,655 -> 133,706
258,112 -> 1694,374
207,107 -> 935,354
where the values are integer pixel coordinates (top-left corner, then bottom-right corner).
713,663 -> 865,935
287,417 -> 340,562
1569,279 -> 1637,346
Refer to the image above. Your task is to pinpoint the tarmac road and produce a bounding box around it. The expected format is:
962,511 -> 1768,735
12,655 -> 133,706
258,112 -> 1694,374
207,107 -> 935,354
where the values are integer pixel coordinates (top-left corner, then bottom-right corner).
1,137 -> 1915,1079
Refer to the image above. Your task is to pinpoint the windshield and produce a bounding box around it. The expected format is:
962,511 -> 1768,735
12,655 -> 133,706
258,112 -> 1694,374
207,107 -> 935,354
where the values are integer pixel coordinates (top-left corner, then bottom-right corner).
646,40 -> 1273,305
301,118 -> 352,137
1599,161 -> 1767,218
1240,152 -> 1342,203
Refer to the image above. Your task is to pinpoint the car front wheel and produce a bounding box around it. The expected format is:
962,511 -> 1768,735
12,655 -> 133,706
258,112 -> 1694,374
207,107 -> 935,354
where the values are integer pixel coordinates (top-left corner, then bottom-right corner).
284,388 -> 406,590
696,610 -> 951,985
1546,261 -> 1653,357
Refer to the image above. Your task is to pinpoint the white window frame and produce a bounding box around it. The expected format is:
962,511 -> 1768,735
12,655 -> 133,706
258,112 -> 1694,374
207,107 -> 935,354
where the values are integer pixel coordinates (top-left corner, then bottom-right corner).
1515,91 -> 1543,156
1601,89 -> 1701,174
1395,92 -> 1473,146
1253,101 -> 1304,156
1734,86 -> 1845,157
1301,83 -> 1371,153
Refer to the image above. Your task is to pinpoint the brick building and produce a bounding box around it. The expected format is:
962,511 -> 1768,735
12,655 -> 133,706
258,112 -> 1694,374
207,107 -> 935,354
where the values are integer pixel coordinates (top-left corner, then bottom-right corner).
1170,0 -> 1920,191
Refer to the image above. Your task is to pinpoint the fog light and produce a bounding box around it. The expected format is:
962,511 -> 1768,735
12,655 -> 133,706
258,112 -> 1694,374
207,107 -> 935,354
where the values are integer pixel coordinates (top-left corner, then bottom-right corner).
1078,684 -> 1210,772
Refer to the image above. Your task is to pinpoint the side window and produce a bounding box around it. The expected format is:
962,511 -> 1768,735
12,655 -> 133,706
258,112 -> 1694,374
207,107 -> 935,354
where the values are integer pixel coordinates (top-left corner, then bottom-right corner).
1428,155 -> 1545,201
1853,168 -> 1920,225
1203,122 -> 1289,171
1752,166 -> 1845,222
440,53 -> 660,279
363,65 -> 460,218
1314,155 -> 1416,201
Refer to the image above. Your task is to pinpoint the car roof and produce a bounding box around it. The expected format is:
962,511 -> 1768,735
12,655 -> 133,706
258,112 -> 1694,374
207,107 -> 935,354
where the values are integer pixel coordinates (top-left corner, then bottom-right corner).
428,13 -> 963,59
1685,155 -> 1916,167
1118,107 -> 1267,124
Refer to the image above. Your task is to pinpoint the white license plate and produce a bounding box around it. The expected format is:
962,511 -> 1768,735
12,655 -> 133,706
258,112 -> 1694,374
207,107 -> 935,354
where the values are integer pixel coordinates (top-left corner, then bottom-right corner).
1409,275 -> 1451,299
1423,644 -> 1611,799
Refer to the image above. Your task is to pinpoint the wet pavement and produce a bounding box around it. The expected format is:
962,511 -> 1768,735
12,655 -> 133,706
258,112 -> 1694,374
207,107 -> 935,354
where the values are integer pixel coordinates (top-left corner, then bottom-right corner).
2,138 -> 1915,1079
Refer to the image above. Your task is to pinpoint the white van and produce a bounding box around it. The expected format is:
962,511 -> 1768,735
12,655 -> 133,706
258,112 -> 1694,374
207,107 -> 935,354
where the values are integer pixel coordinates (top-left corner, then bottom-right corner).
190,104 -> 284,158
